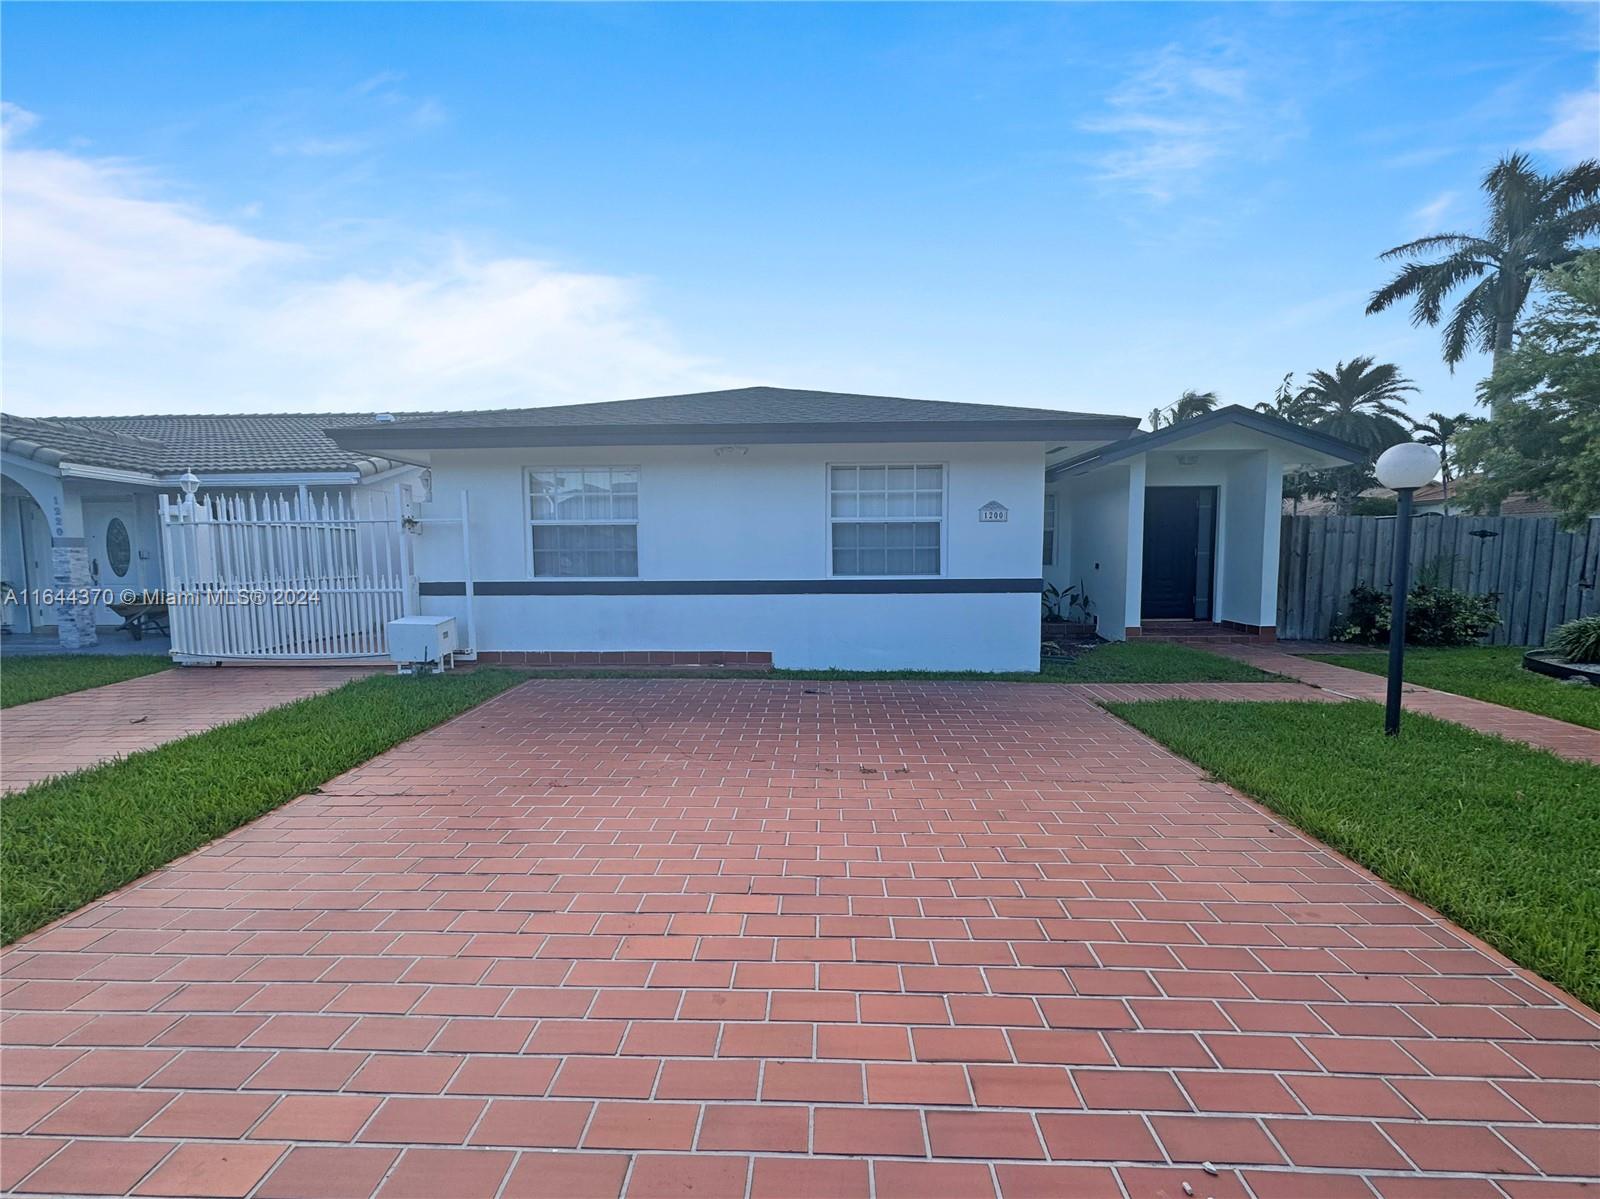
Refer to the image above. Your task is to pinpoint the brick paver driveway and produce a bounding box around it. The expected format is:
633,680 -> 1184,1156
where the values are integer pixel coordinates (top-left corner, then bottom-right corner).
1,666 -> 372,793
3,680 -> 1596,1198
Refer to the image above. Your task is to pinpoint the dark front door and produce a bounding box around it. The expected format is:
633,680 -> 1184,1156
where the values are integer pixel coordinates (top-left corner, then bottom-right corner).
1141,487 -> 1216,620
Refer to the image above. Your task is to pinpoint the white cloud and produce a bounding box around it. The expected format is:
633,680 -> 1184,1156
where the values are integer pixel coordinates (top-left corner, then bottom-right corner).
273,135 -> 370,158
1534,89 -> 1600,164
1081,41 -> 1299,202
1410,190 -> 1460,233
1,108 -> 737,415
1,101 -> 39,138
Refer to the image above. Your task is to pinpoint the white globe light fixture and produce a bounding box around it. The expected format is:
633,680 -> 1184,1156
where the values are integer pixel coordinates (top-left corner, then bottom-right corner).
1374,441 -> 1441,736
1374,442 -> 1440,492
178,470 -> 201,497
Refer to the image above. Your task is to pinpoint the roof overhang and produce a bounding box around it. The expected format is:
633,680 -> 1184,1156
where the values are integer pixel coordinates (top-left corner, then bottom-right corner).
1047,406 -> 1365,481
59,463 -> 165,487
330,417 -> 1141,453
170,470 -> 363,487
4,451 -> 167,490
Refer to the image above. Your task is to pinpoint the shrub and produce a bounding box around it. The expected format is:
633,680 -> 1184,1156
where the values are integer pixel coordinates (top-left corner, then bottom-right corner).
1331,582 -> 1501,646
1042,581 -> 1094,625
1549,616 -> 1600,664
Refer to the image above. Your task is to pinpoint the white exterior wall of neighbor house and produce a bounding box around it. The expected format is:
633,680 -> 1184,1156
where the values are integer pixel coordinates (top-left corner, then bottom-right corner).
410,441 -> 1047,670
1,460 -> 424,642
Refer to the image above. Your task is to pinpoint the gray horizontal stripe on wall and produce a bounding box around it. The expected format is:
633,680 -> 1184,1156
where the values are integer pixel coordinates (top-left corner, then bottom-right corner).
419,578 -> 1043,597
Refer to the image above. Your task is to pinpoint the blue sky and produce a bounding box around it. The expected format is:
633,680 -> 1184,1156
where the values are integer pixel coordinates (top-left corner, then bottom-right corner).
3,2 -> 1596,421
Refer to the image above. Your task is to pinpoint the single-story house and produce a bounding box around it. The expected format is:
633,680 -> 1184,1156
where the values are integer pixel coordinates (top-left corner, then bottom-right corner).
5,389 -> 1363,668
322,388 -> 1364,671
1,413 -> 423,647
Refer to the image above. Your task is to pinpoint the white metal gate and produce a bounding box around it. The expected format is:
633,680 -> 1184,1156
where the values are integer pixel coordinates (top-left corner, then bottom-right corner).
158,489 -> 412,662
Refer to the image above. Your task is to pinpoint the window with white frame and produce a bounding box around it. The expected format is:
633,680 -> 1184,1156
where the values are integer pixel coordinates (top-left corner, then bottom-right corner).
1043,492 -> 1057,566
829,464 -> 943,576
528,466 -> 639,577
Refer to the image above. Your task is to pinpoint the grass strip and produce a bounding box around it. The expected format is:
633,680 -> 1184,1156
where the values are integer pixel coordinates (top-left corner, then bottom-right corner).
1102,698 -> 1600,1009
499,642 -> 1276,684
1,653 -> 172,708
1305,646 -> 1600,730
1,669 -> 524,943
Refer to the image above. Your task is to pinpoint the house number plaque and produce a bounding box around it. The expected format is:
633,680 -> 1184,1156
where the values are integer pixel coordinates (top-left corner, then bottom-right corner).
978,501 -> 1009,523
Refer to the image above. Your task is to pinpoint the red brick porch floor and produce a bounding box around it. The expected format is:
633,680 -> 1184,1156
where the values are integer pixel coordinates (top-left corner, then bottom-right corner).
2,680 -> 1596,1198
1204,645 -> 1600,766
0,666 -> 373,793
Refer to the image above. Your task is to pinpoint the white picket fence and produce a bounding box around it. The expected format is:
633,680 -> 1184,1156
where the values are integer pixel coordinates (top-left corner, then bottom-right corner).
158,489 -> 412,661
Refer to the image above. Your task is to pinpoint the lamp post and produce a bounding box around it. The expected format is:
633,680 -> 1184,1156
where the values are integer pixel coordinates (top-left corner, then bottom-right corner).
1374,442 -> 1441,736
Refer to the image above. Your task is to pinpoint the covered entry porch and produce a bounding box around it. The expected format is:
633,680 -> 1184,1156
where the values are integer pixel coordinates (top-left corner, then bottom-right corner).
1043,406 -> 1365,641
1,458 -> 167,652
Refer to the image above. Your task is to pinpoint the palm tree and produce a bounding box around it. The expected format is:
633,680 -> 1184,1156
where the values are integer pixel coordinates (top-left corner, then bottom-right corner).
1171,389 -> 1219,422
1297,358 -> 1417,515
1256,373 -> 1320,512
1367,153 -> 1600,373
1149,390 -> 1219,430
1255,372 -> 1316,424
1410,411 -> 1476,509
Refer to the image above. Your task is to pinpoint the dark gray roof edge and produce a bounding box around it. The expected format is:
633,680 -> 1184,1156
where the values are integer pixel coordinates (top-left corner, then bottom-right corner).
328,418 -> 1141,451
1046,405 -> 1366,479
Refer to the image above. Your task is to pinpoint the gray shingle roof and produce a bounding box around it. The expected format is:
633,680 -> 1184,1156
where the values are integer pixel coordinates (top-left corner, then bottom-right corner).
327,386 -> 1139,451
3,388 -> 1138,475
1046,405 -> 1367,480
367,386 -> 1133,430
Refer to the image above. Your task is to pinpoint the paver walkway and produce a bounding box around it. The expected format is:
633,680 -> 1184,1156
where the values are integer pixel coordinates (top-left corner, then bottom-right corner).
0,666 -> 372,792
2,679 -> 1596,1199
1208,645 -> 1600,765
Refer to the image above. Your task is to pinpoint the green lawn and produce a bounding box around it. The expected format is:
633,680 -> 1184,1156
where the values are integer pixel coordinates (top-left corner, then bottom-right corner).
506,641 -> 1276,684
1103,698 -> 1600,1009
1305,646 -> 1600,730
1,653 -> 172,708
1,669 -> 524,944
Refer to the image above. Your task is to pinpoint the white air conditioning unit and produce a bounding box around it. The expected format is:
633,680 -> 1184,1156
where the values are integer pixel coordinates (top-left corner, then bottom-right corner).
388,615 -> 457,674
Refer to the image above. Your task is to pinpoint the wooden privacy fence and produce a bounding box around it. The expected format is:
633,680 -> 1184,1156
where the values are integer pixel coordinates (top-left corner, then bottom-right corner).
158,489 -> 412,662
1277,514 -> 1600,645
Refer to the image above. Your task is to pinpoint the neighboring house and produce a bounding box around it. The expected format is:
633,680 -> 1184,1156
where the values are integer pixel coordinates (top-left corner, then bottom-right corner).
1411,476 -> 1567,518
322,389 -> 1363,670
1286,477 -> 1570,518
4,389 -> 1362,667
0,413 -> 424,647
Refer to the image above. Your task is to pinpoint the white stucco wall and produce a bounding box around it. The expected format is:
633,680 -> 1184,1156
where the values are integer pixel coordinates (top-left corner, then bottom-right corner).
411,441 -> 1047,670
1059,460 -> 1143,638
